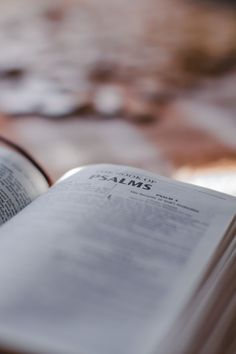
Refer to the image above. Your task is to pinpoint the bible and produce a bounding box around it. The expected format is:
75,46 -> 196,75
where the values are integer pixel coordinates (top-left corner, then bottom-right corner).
0,145 -> 235,354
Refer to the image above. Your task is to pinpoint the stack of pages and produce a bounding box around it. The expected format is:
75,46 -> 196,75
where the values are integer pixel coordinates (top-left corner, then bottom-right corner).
0,147 -> 235,354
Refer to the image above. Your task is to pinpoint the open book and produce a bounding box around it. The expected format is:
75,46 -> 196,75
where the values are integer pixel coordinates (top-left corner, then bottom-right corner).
0,146 -> 235,354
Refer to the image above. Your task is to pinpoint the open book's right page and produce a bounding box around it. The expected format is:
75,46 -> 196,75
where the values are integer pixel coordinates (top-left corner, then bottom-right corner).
0,164 -> 235,354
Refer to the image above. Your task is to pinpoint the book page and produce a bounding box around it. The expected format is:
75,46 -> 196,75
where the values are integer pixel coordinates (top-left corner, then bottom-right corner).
0,147 -> 48,225
0,164 -> 234,354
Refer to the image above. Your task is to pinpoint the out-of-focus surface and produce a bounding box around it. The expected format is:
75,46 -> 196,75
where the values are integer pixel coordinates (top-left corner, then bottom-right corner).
0,0 -> 236,194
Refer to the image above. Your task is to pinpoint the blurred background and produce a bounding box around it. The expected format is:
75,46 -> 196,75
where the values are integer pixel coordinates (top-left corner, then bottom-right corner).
1,0 -> 236,194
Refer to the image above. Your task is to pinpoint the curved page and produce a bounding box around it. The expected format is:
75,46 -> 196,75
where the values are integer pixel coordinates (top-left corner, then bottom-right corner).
0,164 -> 234,354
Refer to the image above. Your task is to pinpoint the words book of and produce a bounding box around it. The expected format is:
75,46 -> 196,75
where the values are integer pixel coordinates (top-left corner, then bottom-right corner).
0,146 -> 235,354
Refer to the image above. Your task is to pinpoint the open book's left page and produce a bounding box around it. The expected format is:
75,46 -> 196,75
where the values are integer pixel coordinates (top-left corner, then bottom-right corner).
0,164 -> 234,354
0,147 -> 49,225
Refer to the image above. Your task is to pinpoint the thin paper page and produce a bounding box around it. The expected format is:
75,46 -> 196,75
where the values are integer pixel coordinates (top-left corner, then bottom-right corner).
0,164 -> 234,354
0,147 -> 48,224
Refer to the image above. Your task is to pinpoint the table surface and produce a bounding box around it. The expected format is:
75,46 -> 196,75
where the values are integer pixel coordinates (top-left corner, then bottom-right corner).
1,98 -> 236,187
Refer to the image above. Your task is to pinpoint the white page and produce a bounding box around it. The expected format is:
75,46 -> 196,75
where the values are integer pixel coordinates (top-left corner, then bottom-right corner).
0,164 -> 234,354
0,147 -> 48,225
